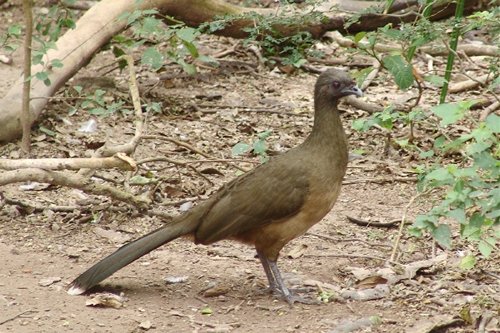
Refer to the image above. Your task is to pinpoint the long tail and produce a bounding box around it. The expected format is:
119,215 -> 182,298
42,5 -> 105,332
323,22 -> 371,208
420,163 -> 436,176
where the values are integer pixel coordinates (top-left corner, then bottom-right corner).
67,214 -> 199,295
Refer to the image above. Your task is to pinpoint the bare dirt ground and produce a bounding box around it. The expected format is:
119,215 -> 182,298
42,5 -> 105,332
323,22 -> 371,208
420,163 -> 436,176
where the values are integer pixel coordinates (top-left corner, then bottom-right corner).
0,2 -> 499,333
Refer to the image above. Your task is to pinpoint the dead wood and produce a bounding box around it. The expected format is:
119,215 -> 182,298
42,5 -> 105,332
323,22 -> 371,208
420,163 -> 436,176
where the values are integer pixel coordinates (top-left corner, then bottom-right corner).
0,154 -> 136,171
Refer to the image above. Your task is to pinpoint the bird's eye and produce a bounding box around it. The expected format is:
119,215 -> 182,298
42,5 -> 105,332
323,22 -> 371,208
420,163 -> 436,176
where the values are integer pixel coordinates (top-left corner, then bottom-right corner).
332,81 -> 340,89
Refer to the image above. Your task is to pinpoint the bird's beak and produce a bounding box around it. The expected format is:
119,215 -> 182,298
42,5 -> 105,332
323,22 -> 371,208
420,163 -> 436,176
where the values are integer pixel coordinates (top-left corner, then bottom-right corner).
342,85 -> 363,97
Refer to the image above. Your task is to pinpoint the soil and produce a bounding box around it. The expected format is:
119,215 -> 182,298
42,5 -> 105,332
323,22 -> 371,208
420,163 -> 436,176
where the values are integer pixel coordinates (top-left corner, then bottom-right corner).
0,2 -> 498,333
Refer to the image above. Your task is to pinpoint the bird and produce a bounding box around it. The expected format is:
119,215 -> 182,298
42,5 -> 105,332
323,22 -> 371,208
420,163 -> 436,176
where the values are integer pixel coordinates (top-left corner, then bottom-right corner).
67,69 -> 362,304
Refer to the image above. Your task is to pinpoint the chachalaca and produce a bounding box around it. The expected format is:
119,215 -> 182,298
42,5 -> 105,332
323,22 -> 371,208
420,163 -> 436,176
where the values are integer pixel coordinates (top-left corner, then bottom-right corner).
67,69 -> 362,303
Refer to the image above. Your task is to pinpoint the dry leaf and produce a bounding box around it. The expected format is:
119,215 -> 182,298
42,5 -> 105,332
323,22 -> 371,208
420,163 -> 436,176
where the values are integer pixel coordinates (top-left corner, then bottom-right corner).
38,277 -> 61,287
93,227 -> 131,243
203,285 -> 230,297
85,293 -> 125,309
356,275 -> 388,289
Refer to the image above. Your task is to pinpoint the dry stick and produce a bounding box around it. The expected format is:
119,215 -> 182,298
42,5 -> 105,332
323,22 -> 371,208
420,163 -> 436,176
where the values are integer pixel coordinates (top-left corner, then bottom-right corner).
360,60 -> 381,90
80,55 -> 144,167
480,100 -> 500,121
142,135 -> 249,172
328,30 -> 499,57
342,176 -> 417,185
0,310 -> 35,326
197,104 -> 307,117
306,231 -> 392,248
448,73 -> 494,93
305,253 -> 386,261
390,192 -> 424,262
346,216 -> 408,228
20,0 -> 33,153
0,154 -> 136,171
0,168 -> 150,209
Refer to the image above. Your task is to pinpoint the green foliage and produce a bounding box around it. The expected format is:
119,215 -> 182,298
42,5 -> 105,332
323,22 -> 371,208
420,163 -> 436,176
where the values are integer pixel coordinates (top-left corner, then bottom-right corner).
0,24 -> 22,52
410,105 -> 499,257
231,130 -> 272,163
31,4 -> 77,86
202,6 -> 324,68
351,2 -> 499,266
113,10 -> 217,75
67,87 -> 125,117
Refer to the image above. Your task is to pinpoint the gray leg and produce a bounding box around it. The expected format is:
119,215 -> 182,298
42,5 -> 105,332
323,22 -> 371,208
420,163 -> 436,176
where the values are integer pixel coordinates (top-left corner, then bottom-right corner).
257,250 -> 320,305
257,250 -> 279,292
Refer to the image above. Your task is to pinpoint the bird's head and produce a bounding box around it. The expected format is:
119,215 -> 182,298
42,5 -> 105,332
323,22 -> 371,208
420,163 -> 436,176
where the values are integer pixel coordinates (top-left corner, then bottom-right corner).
315,69 -> 363,102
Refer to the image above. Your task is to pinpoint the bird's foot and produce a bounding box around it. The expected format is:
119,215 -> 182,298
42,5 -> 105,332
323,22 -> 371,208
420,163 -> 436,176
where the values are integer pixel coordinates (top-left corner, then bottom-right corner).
272,286 -> 321,305
275,290 -> 321,305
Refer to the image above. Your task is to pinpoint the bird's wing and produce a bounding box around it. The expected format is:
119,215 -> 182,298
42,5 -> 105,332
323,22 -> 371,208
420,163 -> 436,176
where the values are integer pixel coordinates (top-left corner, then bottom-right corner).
194,158 -> 309,244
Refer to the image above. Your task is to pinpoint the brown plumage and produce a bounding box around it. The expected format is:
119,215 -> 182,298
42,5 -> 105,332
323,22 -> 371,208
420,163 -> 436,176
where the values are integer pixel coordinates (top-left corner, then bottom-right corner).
67,69 -> 362,303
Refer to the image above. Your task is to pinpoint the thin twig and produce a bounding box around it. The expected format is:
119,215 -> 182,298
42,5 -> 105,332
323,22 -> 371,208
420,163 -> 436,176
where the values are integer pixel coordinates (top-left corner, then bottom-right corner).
0,310 -> 35,325
390,192 -> 426,262
142,135 -> 249,172
346,216 -> 410,228
306,232 -> 392,248
304,253 -> 386,261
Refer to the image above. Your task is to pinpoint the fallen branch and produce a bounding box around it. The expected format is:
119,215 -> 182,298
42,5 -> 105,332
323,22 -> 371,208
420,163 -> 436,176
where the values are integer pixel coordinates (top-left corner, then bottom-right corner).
0,168 -> 150,209
0,153 -> 136,171
448,73 -> 495,93
346,216 -> 410,228
328,30 -> 499,58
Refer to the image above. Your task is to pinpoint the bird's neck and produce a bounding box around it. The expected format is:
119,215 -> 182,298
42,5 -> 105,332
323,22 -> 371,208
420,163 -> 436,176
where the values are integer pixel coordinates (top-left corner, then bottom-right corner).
304,96 -> 347,155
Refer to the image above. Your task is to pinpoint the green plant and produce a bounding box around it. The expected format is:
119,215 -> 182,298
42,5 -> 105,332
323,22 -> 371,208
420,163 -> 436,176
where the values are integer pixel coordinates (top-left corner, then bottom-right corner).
410,105 -> 499,262
31,3 -> 77,85
113,9 -> 216,74
201,5 -> 324,68
350,1 -> 499,265
231,130 -> 272,162
0,24 -> 22,52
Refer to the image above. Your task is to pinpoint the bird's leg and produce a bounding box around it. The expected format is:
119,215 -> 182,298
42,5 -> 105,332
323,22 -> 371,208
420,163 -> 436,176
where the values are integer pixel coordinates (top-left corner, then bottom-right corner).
257,251 -> 319,305
257,250 -> 279,293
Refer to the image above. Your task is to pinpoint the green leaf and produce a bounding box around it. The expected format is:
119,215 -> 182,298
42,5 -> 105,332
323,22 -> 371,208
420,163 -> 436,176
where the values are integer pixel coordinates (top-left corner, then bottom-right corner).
352,119 -> 367,131
231,142 -> 250,157
424,74 -> 446,87
470,125 -> 493,142
419,150 -> 434,158
462,224 -> 481,240
141,47 -> 164,71
129,175 -> 156,185
200,306 -> 212,315
50,59 -> 64,68
353,67 -> 375,88
182,41 -> 199,58
432,224 -> 452,249
39,126 -> 56,137
485,114 -> 500,133
353,31 -> 366,43
176,27 -> 198,43
459,254 -> 476,270
253,139 -> 267,155
431,101 -> 474,127
197,55 -> 218,65
141,16 -> 160,34
382,55 -> 414,90
8,24 -> 22,36
466,141 -> 491,154
257,130 -> 272,140
425,168 -> 452,182
447,208 -> 466,224
478,238 -> 494,257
